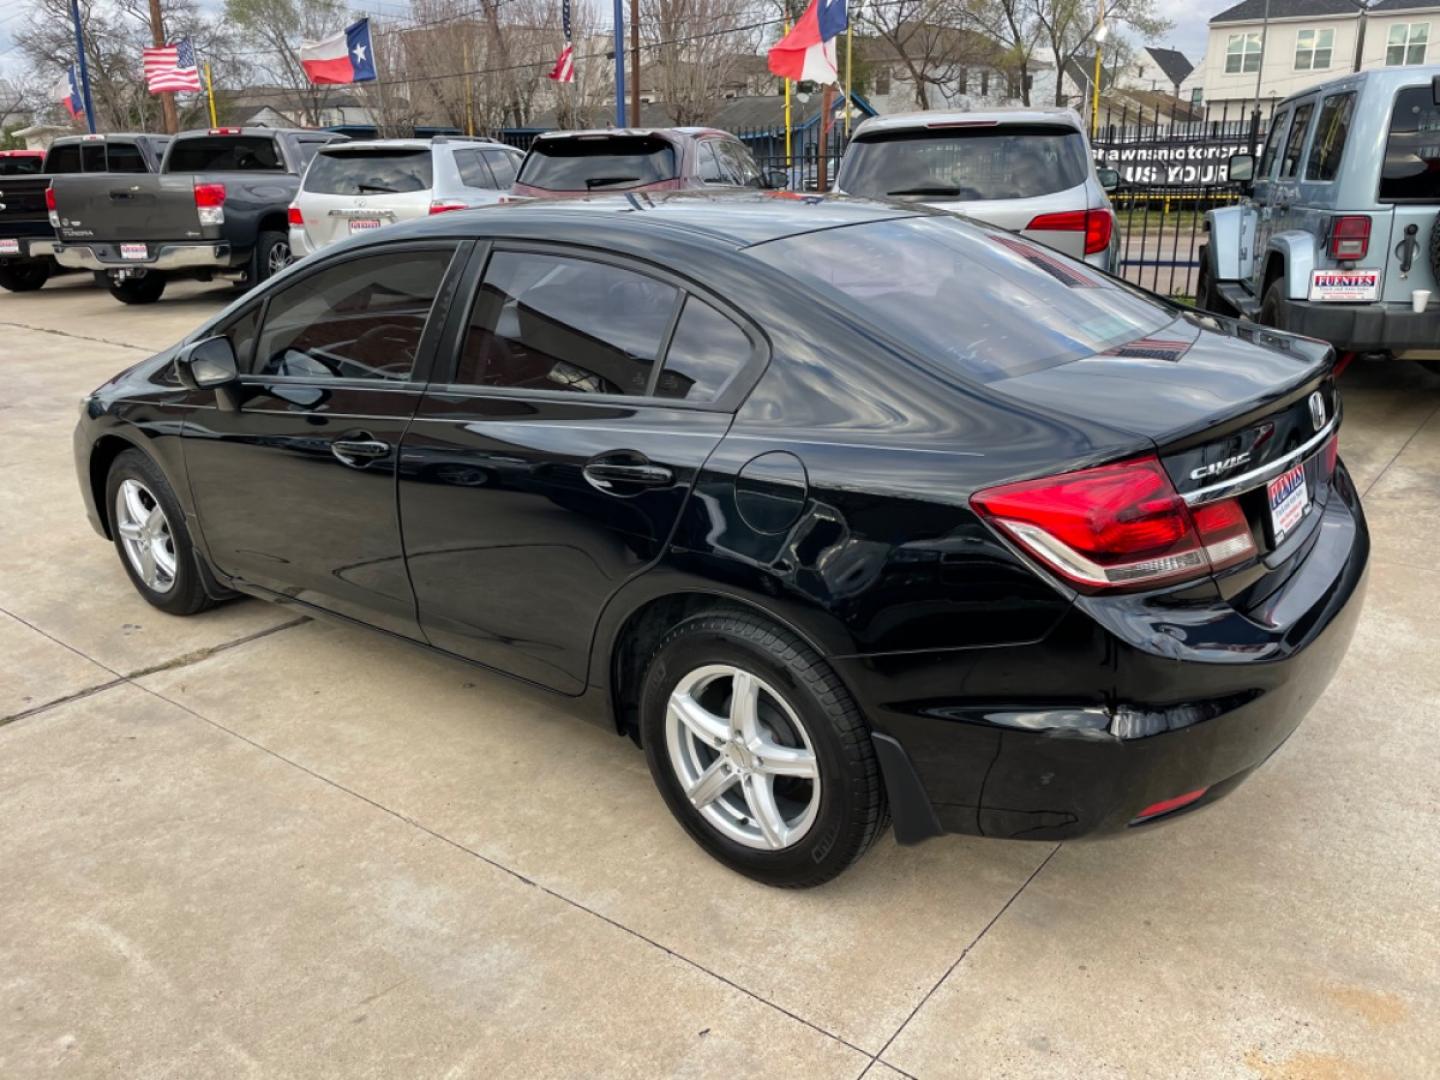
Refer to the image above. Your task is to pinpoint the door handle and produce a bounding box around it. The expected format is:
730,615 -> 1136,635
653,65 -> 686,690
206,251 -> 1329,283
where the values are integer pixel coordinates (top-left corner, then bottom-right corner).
583,460 -> 674,491
331,437 -> 390,466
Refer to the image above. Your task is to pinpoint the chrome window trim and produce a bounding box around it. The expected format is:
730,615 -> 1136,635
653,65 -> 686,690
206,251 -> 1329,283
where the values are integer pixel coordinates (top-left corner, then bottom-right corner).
1183,412 -> 1339,506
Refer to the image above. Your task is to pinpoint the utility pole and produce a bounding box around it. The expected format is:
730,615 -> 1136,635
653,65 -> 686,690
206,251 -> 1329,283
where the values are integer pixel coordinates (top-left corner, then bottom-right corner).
146,0 -> 179,133
629,0 -> 640,127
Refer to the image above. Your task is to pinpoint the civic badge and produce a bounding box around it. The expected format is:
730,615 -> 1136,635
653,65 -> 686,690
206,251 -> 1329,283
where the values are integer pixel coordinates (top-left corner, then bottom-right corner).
1309,391 -> 1326,431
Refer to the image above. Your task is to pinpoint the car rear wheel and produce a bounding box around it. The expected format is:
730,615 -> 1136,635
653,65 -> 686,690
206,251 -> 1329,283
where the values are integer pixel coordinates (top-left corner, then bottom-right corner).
105,449 -> 216,616
253,230 -> 292,285
1259,279 -> 1285,329
640,611 -> 887,887
0,261 -> 50,292
109,273 -> 166,305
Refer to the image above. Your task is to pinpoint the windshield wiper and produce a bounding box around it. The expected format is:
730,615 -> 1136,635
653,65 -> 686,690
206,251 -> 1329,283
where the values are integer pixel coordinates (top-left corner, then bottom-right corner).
357,183 -> 399,194
585,175 -> 642,189
885,185 -> 964,196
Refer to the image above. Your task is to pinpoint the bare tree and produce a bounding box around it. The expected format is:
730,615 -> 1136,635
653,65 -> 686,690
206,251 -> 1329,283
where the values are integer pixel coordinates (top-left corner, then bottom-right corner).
1030,0 -> 1166,106
640,0 -> 757,125
965,0 -> 1044,105
223,0 -> 347,127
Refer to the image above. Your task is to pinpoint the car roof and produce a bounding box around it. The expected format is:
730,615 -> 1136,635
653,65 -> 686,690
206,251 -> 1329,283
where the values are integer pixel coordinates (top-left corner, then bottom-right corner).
1273,64 -> 1440,107
532,127 -> 724,144
855,107 -> 1084,136
317,138 -> 434,152
368,190 -> 918,249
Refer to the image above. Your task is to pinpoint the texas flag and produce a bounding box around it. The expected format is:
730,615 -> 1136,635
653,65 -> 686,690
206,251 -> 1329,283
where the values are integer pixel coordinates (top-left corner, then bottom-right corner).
299,18 -> 377,85
767,0 -> 847,84
54,66 -> 83,118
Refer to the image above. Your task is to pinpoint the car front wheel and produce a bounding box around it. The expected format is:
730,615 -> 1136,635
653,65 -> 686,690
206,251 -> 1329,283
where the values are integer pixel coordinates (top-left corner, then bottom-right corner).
640,611 -> 887,887
105,449 -> 216,616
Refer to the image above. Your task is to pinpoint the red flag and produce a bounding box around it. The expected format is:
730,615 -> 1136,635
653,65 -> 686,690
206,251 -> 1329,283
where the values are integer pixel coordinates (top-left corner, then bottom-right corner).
548,43 -> 574,83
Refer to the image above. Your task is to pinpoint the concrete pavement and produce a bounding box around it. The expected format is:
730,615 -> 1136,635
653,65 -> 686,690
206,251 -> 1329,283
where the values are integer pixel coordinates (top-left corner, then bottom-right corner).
2,274 -> 1438,1078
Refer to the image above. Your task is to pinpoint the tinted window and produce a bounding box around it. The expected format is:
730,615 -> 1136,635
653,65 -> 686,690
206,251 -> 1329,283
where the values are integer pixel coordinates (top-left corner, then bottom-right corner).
224,306 -> 260,370
484,149 -> 519,188
0,155 -> 42,176
81,143 -> 106,172
750,216 -> 1174,382
456,251 -> 679,394
304,148 -> 433,194
657,298 -> 750,402
45,144 -> 81,174
718,140 -> 762,187
253,249 -> 452,381
1381,86 -> 1440,200
698,141 -> 725,183
1306,92 -> 1355,181
167,136 -> 283,173
838,126 -> 1090,200
1258,109 -> 1288,178
107,142 -> 147,173
516,135 -> 677,191
454,149 -> 497,189
1279,103 -> 1314,178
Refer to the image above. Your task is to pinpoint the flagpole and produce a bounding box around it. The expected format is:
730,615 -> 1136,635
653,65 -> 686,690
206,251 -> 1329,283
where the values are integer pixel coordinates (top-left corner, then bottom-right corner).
783,18 -> 792,169
205,61 -> 218,127
68,0 -> 96,133
844,23 -> 853,136
364,16 -> 391,136
145,0 -> 179,133
613,0 -> 626,126
464,38 -> 474,136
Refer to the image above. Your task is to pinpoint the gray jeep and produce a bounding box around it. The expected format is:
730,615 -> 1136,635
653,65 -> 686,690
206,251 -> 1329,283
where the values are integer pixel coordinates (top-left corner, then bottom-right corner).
1199,67 -> 1440,367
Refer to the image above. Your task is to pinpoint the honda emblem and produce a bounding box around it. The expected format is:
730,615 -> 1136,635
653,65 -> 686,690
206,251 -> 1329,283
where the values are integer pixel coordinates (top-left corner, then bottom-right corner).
1309,391 -> 1326,431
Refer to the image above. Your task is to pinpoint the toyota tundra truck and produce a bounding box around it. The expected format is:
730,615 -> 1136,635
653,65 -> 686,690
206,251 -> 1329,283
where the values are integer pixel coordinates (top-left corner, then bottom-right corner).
51,127 -> 343,304
1198,68 -> 1440,374
0,133 -> 168,293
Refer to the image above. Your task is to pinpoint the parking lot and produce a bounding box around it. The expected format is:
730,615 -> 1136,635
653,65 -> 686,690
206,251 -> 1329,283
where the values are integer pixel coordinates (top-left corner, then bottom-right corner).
2,272 -> 1438,1079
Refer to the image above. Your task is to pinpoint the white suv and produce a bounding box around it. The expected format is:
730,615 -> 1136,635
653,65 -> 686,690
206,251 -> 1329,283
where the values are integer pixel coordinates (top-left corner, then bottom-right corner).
289,136 -> 524,257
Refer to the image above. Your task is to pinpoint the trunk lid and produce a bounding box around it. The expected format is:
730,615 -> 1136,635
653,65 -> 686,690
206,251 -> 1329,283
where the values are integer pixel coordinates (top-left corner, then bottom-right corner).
922,182 -> 1095,260
297,145 -> 434,249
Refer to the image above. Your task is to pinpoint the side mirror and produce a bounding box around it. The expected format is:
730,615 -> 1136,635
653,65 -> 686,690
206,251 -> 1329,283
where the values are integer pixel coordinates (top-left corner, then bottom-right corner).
1227,152 -> 1256,183
764,168 -> 790,191
175,334 -> 238,392
1096,167 -> 1120,192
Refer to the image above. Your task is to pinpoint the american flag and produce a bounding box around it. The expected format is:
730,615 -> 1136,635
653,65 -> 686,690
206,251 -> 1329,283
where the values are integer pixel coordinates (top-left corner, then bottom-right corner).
547,0 -> 574,83
143,38 -> 202,93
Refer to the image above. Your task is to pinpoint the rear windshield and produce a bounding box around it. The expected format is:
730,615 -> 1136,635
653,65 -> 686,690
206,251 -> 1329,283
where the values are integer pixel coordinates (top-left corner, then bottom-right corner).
838,125 -> 1091,200
749,216 -> 1173,382
0,155 -> 43,176
44,144 -> 82,173
166,136 -> 283,173
517,135 -> 676,191
1380,86 -> 1440,201
304,148 -> 433,194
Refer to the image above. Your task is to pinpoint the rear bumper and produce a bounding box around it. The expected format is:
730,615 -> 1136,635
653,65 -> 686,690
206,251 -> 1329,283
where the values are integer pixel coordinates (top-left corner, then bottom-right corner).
0,236 -> 56,260
1273,296 -> 1440,352
289,226 -> 314,260
54,241 -> 235,272
847,463 -> 1370,844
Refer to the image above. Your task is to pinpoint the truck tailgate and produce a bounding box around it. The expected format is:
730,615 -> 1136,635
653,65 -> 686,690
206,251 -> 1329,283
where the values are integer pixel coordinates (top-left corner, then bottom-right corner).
0,177 -> 53,239
52,174 -> 204,244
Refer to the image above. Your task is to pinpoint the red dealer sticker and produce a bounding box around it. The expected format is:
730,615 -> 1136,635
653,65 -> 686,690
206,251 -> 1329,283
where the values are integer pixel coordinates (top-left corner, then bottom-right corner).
1310,269 -> 1379,302
1267,461 -> 1310,543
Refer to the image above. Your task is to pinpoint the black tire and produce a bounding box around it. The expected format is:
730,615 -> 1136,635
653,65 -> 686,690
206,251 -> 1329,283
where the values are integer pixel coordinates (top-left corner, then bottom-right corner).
104,449 -> 217,616
1195,245 -> 1230,315
251,229 -> 292,287
1419,360 -> 1440,379
109,273 -> 166,305
0,260 -> 50,292
639,610 -> 887,888
1259,278 -> 1285,329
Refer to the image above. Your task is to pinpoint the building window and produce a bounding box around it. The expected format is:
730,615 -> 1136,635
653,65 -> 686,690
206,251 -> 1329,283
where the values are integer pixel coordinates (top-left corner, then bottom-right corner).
1387,22 -> 1429,66
1225,31 -> 1263,74
1191,87 -> 1204,105
875,68 -> 891,95
958,68 -> 968,94
1294,28 -> 1333,70
981,70 -> 990,96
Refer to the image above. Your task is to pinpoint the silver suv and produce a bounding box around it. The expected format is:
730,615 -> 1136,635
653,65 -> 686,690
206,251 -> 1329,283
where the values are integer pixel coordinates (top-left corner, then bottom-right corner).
835,108 -> 1120,271
289,136 -> 524,257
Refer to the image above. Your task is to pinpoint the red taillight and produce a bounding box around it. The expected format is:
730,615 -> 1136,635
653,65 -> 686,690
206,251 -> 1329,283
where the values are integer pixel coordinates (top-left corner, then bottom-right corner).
44,185 -> 55,210
1134,787 -> 1208,822
971,456 -> 1257,591
428,200 -> 468,215
287,205 -> 303,226
208,127 -> 241,135
1329,215 -> 1370,261
193,182 -> 226,208
1026,209 -> 1113,255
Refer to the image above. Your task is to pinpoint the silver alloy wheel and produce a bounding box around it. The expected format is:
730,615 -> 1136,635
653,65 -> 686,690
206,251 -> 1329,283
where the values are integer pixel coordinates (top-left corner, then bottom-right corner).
665,664 -> 820,851
114,479 -> 177,594
266,240 -> 292,276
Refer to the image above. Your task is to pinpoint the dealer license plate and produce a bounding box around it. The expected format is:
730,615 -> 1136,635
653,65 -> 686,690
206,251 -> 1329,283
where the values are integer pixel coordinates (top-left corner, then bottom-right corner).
1310,269 -> 1378,302
348,218 -> 382,233
120,243 -> 147,261
0,239 -> 19,254
1267,461 -> 1310,543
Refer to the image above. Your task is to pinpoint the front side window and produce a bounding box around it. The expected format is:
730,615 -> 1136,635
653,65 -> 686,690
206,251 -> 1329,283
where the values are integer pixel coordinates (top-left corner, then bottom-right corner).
1226,31 -> 1263,74
1259,108 -> 1290,178
253,248 -> 453,381
1380,85 -> 1440,200
1294,28 -> 1333,70
718,140 -> 763,187
1280,102 -> 1315,178
456,251 -> 680,395
1387,22 -> 1429,66
1306,92 -> 1355,181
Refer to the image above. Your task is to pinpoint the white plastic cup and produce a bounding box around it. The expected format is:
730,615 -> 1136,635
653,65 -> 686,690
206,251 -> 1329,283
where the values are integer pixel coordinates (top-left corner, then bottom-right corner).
1413,289 -> 1431,313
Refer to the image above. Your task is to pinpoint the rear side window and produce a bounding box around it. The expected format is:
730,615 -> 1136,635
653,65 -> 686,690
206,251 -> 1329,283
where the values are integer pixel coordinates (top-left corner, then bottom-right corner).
516,135 -> 677,191
167,136 -> 282,173
1381,86 -> 1440,201
456,251 -> 680,394
837,125 -> 1090,200
304,149 -> 433,194
252,248 -> 453,381
483,149 -> 520,188
45,144 -> 81,173
1258,110 -> 1288,178
656,298 -> 750,402
453,149 -> 497,189
750,216 -> 1173,383
107,143 -> 147,173
1306,93 -> 1355,181
1279,103 -> 1314,178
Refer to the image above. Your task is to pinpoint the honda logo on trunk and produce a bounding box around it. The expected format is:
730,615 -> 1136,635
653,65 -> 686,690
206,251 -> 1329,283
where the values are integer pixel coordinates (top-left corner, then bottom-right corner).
1309,391 -> 1326,431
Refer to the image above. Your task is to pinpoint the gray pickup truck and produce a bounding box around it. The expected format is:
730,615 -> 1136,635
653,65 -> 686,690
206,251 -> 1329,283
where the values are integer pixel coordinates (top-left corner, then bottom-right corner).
1199,67 -> 1440,370
0,133 -> 169,293
52,127 -> 343,304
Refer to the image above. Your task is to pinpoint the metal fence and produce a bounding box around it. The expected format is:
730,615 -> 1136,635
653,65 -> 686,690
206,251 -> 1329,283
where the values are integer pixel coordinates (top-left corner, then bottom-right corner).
734,124 -> 850,192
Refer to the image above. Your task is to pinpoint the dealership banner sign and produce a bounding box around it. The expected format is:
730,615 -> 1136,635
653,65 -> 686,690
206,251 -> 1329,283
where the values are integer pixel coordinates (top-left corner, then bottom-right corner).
1094,140 -> 1251,186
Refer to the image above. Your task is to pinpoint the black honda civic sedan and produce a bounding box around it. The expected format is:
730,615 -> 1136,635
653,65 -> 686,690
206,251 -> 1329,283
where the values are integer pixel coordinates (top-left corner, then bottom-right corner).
74,192 -> 1368,887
